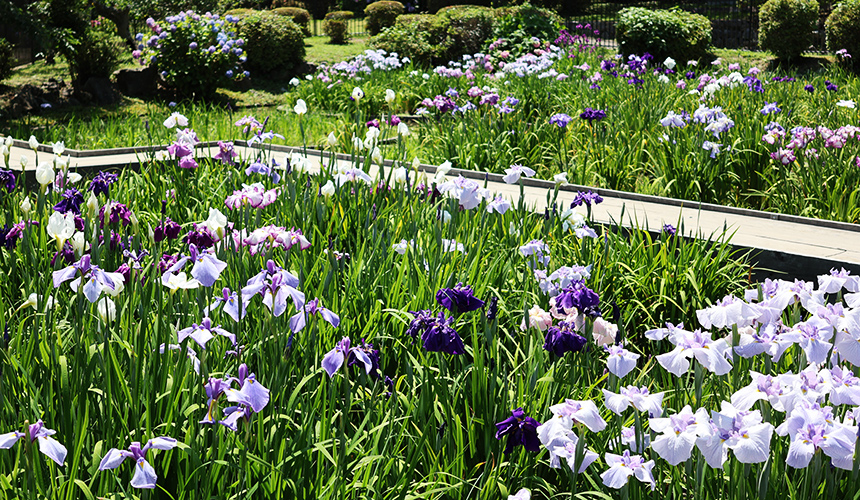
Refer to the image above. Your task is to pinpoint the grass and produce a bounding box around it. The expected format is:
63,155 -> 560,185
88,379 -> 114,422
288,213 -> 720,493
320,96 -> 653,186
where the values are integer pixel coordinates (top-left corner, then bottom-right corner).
304,36 -> 370,66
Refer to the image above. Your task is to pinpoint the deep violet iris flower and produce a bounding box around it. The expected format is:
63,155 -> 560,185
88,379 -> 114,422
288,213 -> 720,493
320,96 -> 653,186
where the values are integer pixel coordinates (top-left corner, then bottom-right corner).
436,283 -> 485,314
495,408 -> 541,455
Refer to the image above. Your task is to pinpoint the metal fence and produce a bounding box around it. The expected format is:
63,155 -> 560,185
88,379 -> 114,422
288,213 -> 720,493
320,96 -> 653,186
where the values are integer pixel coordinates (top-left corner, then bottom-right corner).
563,0 -> 834,54
310,17 -> 368,37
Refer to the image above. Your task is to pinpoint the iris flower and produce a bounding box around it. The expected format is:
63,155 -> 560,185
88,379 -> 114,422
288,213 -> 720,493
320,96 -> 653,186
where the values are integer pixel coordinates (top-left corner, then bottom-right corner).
695,401 -> 773,468
178,317 -> 235,349
495,408 -> 541,454
600,451 -> 656,490
164,243 -> 228,288
603,386 -> 664,417
502,164 -> 536,184
98,437 -> 178,489
436,283 -> 484,314
406,310 -> 465,355
649,405 -> 709,465
322,337 -> 373,378
289,298 -> 339,333
605,343 -> 640,378
53,254 -> 125,303
242,260 -> 305,318
0,420 -> 67,466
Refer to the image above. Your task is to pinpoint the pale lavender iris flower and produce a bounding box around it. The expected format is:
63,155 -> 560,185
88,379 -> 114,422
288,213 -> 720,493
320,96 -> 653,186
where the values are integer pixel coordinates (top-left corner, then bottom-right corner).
98,437 -> 178,489
0,420 -> 67,466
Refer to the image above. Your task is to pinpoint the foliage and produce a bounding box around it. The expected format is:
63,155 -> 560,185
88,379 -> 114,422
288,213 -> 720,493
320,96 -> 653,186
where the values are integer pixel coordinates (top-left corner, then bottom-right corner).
0,37 -> 14,82
272,6 -> 312,37
67,17 -> 126,84
324,11 -> 354,45
490,2 -> 562,58
825,0 -> 860,63
133,11 -> 246,99
759,0 -> 819,60
371,15 -> 449,66
223,7 -> 256,17
364,1 -> 405,36
616,7 -> 712,62
239,11 -> 306,75
435,5 -> 497,61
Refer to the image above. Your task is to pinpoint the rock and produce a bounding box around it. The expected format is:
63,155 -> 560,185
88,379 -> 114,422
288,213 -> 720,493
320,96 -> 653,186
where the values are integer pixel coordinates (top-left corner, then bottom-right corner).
40,78 -> 65,102
114,66 -> 157,98
8,85 -> 45,117
82,77 -> 121,106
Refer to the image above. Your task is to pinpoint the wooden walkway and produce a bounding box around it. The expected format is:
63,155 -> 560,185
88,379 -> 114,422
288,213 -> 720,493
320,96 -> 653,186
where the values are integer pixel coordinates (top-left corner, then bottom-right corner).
6,140 -> 859,280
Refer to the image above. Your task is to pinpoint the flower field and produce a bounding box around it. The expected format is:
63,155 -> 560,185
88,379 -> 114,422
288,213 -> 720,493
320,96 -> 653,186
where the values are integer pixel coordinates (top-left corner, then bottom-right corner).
1,18 -> 860,500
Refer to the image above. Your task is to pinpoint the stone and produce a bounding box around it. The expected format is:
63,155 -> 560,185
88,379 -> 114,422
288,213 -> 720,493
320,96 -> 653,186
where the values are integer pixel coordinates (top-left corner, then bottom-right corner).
114,66 -> 157,98
8,85 -> 44,117
83,77 -> 121,106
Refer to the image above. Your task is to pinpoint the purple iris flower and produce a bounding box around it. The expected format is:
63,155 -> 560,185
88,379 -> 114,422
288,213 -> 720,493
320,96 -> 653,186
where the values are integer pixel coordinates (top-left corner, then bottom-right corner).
0,169 -> 16,193
177,316 -> 235,349
167,141 -> 193,158
406,310 -> 465,355
0,420 -> 67,466
366,119 -> 380,129
347,339 -> 381,379
164,243 -> 228,287
662,224 -> 677,236
571,190 -> 603,207
53,189 -> 85,215
53,254 -> 125,303
580,108 -> 606,122
556,281 -> 600,315
544,322 -> 587,357
550,113 -> 572,128
322,337 -> 374,378
495,408 -> 541,455
242,260 -> 305,318
183,224 -> 216,249
98,202 -> 133,228
154,217 -> 181,242
225,364 -> 270,414
88,171 -> 118,196
760,101 -> 781,115
207,287 -> 249,322
214,141 -> 238,165
98,437 -> 178,489
825,80 -> 838,92
289,298 -> 339,333
804,84 -> 814,93
436,283 -> 485,314
200,377 -> 232,424
245,160 -> 281,183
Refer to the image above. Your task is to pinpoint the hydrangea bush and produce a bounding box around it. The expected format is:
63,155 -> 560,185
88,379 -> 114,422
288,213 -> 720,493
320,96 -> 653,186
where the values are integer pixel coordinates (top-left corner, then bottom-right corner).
133,11 -> 247,99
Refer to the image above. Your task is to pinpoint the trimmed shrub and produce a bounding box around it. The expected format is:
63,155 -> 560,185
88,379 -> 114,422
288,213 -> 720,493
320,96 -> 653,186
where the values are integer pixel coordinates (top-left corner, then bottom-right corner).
365,1 -> 405,36
272,7 -> 311,37
759,0 -> 819,60
825,0 -> 860,61
616,7 -> 712,62
491,2 -> 561,56
371,15 -> 449,66
69,17 -> 126,85
436,5 -> 496,60
269,0 -> 306,7
224,8 -> 256,18
239,11 -> 305,75
436,4 -> 493,15
0,38 -> 13,82
324,11 -> 353,45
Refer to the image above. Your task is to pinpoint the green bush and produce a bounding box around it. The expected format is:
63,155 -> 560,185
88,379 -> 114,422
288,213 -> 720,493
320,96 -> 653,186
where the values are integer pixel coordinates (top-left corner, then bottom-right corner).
759,0 -> 819,60
223,8 -> 256,18
491,2 -> 561,56
436,5 -> 496,60
616,7 -> 712,62
324,11 -> 353,45
69,17 -> 125,85
365,1 -> 405,36
825,0 -> 860,61
371,15 -> 449,66
0,38 -> 14,82
272,7 -> 311,37
239,11 -> 305,75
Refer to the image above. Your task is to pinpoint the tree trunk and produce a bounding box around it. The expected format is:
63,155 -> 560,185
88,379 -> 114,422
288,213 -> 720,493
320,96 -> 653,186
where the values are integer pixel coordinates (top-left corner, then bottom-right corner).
92,1 -> 134,50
